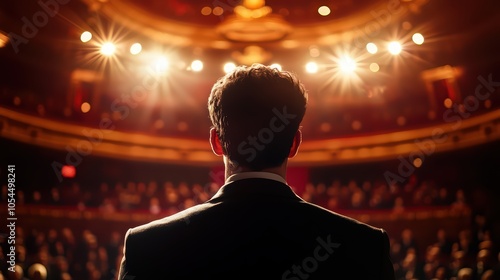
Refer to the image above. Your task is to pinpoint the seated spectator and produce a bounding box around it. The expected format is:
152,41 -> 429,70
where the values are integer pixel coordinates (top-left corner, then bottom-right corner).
392,196 -> 405,215
450,251 -> 467,279
435,228 -> 453,256
457,267 -> 473,280
149,197 -> 161,214
451,189 -> 468,215
7,264 -> 27,280
27,263 -> 47,280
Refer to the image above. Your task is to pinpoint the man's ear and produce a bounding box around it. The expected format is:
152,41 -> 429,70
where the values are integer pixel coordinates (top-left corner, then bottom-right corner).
210,128 -> 224,156
288,130 -> 302,158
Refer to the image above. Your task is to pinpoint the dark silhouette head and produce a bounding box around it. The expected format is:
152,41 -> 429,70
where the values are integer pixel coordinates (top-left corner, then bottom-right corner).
208,64 -> 307,170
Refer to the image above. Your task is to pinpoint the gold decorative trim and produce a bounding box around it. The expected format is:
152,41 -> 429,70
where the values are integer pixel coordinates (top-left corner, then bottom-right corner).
80,0 -> 425,49
1,107 -> 499,165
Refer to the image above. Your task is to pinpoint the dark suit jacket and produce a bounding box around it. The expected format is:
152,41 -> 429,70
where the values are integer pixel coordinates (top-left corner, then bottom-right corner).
119,178 -> 395,279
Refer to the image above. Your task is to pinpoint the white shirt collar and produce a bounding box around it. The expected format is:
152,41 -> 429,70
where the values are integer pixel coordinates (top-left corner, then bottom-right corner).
225,172 -> 287,185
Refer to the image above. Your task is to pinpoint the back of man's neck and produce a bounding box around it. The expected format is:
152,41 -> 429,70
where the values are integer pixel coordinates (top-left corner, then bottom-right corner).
225,162 -> 288,182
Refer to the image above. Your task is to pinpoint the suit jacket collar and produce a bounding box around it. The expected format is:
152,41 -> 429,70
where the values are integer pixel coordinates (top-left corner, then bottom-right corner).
208,178 -> 303,203
226,171 -> 287,185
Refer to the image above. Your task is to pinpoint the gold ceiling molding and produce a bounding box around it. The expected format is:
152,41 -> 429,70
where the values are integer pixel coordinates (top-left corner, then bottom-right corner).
1,107 -> 499,166
80,0 -> 427,49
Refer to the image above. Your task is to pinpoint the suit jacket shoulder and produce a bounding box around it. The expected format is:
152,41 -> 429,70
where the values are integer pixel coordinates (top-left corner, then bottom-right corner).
119,178 -> 395,280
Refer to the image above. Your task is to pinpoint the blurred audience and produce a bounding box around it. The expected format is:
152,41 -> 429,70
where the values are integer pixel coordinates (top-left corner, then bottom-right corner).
2,176 -> 499,280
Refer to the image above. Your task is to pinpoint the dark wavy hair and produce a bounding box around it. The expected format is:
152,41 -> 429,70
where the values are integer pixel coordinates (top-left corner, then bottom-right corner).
208,64 -> 308,170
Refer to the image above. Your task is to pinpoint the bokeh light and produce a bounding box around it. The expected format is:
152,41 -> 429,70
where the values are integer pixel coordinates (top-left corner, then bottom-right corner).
191,60 -> 204,72
369,63 -> 380,72
81,102 -> 91,113
318,6 -> 331,16
366,43 -> 378,54
412,33 -> 425,45
212,7 -> 224,16
413,157 -> 423,168
201,6 -> 212,15
80,31 -> 92,43
130,43 -> 142,55
305,61 -> 319,73
223,62 -> 236,73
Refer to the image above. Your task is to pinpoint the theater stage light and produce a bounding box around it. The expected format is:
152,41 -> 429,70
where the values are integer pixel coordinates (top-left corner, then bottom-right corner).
223,62 -> 236,73
100,42 -> 116,56
305,61 -> 318,74
318,6 -> 331,16
80,31 -> 92,43
366,43 -> 378,54
412,33 -> 424,45
155,56 -> 169,73
338,55 -> 356,74
388,41 -> 402,55
191,60 -> 204,72
130,43 -> 142,55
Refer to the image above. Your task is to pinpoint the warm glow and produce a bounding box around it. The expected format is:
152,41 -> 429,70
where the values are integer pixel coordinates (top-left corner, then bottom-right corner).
318,6 -> 331,16
81,102 -> 91,113
366,43 -> 378,54
213,6 -> 224,16
412,33 -> 425,45
61,165 -> 76,178
155,56 -> 169,73
191,60 -> 204,72
388,41 -> 402,55
270,63 -> 282,71
13,96 -> 21,106
485,99 -> 492,108
444,98 -> 453,108
338,56 -> 356,73
305,62 -> 318,73
0,32 -> 8,48
413,158 -> 423,168
309,46 -> 320,57
244,0 -> 265,9
396,116 -> 406,126
80,31 -> 92,43
369,63 -> 380,72
223,62 -> 236,73
351,120 -> 362,131
130,43 -> 142,55
100,42 -> 116,56
201,6 -> 212,15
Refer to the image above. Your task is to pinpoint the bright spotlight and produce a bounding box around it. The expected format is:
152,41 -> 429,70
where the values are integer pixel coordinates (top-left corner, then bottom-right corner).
388,41 -> 402,55
100,42 -> 116,56
223,62 -> 236,73
305,61 -> 318,74
130,43 -> 142,55
80,31 -> 92,43
270,63 -> 282,71
366,42 -> 378,54
338,56 -> 356,73
412,33 -> 424,45
191,60 -> 203,72
154,56 -> 169,73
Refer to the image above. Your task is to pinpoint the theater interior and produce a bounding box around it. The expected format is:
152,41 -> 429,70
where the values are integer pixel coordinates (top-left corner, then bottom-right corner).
1,0 -> 500,279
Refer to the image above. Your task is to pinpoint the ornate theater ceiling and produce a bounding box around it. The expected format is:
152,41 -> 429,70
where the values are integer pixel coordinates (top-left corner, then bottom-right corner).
0,0 -> 499,165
